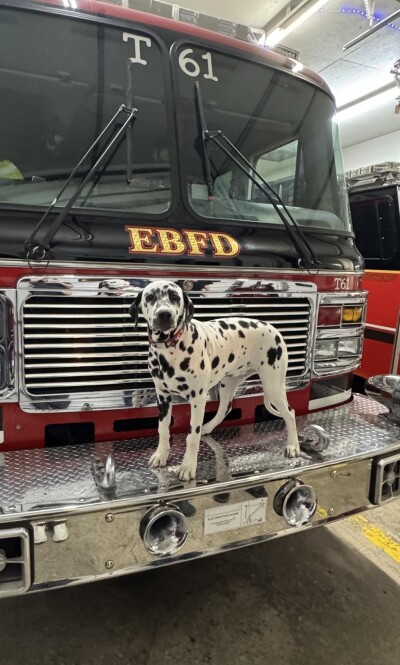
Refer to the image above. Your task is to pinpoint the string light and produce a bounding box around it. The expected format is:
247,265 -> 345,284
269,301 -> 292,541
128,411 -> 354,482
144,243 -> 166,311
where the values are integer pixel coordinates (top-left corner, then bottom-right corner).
340,6 -> 400,31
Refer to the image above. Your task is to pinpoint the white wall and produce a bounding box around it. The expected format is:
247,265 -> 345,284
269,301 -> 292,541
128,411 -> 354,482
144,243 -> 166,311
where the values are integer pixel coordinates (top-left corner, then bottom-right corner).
342,130 -> 400,171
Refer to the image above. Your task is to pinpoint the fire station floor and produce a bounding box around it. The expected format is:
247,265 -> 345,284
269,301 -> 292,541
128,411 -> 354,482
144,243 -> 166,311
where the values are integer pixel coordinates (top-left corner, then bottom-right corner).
1,503 -> 400,665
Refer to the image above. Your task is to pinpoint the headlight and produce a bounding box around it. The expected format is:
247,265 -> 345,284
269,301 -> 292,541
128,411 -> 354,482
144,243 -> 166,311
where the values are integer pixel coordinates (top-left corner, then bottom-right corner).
338,337 -> 361,357
315,339 -> 338,361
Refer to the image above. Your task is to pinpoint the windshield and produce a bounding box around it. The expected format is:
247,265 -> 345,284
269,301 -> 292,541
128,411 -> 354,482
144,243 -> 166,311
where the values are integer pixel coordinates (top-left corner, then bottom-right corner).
175,45 -> 350,232
0,7 -> 171,214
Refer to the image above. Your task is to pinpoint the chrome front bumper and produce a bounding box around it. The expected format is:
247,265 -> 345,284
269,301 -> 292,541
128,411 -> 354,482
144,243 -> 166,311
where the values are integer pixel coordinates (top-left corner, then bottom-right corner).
0,394 -> 399,597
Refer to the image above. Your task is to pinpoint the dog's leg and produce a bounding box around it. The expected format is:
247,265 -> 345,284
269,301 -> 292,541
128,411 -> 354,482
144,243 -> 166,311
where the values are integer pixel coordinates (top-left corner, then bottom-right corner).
149,391 -> 172,468
179,394 -> 208,481
260,379 -> 300,458
201,376 -> 244,435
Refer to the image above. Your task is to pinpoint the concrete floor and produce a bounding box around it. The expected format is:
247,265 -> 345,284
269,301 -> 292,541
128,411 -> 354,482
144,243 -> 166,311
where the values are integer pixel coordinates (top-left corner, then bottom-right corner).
1,504 -> 400,665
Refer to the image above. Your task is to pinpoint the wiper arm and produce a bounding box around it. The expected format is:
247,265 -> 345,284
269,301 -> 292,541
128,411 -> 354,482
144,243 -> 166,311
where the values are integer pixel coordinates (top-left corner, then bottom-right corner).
25,103 -> 137,261
194,82 -> 320,269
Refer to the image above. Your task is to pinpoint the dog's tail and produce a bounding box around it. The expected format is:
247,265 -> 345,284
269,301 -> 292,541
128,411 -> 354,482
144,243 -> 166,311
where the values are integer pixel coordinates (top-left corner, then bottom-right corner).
264,401 -> 282,417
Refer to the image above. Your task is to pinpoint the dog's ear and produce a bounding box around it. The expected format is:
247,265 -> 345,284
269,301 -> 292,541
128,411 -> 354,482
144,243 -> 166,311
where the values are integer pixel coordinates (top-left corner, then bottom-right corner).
183,292 -> 194,325
128,291 -> 143,327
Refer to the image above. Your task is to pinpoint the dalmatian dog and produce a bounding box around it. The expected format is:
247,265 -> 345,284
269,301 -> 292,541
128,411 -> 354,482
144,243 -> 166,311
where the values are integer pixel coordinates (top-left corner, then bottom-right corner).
129,280 -> 299,481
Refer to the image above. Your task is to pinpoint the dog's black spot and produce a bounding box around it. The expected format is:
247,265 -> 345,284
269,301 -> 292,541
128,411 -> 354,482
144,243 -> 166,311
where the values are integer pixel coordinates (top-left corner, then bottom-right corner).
151,358 -> 158,367
177,383 -> 189,392
180,357 -> 190,372
212,356 -> 219,369
199,388 -> 203,395
250,321 -> 258,329
228,353 -> 235,363
238,330 -> 245,339
159,354 -> 174,378
261,361 -> 264,365
275,335 -> 281,345
179,341 -> 186,352
191,326 -> 199,343
267,347 -> 277,366
158,397 -> 170,422
167,287 -> 181,305
204,340 -> 207,348
200,359 -> 205,370
176,376 -> 186,382
187,346 -> 194,355
195,425 -> 200,434
221,383 -> 225,388
186,394 -> 190,400
219,320 -> 229,330
191,389 -> 196,398
219,328 -> 225,336
166,395 -> 172,403
239,320 -> 250,328
277,345 -> 283,361
229,324 -> 236,330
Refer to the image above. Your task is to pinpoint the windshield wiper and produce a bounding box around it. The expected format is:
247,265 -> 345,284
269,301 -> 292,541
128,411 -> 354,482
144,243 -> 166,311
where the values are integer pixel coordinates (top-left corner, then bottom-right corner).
24,103 -> 137,261
194,81 -> 320,269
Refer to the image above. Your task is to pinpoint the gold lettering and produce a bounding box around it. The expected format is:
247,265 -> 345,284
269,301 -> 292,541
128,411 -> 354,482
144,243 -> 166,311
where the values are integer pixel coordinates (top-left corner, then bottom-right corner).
125,226 -> 158,254
158,229 -> 186,254
209,232 -> 240,257
183,230 -> 209,256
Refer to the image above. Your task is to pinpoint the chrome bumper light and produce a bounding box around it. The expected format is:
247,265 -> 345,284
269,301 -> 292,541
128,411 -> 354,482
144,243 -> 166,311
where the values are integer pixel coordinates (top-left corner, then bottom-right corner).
139,505 -> 188,556
274,480 -> 317,527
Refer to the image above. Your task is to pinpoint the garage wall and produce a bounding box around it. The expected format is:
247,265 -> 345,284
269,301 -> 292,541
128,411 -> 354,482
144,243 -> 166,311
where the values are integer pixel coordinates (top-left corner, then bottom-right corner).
342,130 -> 400,171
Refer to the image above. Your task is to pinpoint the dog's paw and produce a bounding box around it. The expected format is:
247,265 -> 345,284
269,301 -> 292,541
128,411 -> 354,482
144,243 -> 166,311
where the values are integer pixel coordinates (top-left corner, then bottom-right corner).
178,455 -> 197,481
149,449 -> 169,468
285,443 -> 300,458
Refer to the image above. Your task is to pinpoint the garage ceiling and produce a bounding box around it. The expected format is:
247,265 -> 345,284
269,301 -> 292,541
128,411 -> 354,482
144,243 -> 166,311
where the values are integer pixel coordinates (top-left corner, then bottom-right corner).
174,0 -> 400,149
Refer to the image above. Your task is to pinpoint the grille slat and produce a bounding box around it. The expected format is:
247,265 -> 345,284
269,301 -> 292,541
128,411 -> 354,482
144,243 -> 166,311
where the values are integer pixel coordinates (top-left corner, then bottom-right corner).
22,290 -> 312,396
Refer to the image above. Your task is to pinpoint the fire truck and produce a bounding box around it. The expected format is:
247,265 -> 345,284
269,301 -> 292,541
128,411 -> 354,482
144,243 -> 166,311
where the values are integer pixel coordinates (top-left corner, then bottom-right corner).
0,0 -> 399,598
348,163 -> 400,382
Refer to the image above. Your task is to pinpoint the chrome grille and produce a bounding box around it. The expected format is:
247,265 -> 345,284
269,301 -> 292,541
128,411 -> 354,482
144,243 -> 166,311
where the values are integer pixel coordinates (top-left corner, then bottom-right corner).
22,299 -> 311,393
20,278 -> 314,405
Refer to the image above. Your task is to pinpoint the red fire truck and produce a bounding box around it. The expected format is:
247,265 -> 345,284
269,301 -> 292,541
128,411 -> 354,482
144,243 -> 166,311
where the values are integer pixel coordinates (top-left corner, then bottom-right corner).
0,0 -> 399,598
348,164 -> 400,382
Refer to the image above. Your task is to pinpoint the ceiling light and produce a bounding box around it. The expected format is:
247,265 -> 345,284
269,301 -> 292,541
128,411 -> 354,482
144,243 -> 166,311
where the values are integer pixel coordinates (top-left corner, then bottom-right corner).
335,86 -> 396,122
265,0 -> 331,47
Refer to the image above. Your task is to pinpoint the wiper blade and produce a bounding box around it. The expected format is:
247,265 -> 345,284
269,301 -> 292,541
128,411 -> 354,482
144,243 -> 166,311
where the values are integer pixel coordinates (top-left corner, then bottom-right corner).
194,82 -> 320,269
25,103 -> 137,261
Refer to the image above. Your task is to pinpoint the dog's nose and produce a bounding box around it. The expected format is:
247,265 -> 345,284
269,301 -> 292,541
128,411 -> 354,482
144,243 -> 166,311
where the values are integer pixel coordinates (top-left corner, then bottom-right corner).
156,309 -> 173,323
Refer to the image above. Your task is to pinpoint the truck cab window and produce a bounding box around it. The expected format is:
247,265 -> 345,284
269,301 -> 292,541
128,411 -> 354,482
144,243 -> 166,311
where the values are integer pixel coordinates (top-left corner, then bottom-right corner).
0,8 -> 171,214
350,191 -> 399,265
175,44 -> 350,232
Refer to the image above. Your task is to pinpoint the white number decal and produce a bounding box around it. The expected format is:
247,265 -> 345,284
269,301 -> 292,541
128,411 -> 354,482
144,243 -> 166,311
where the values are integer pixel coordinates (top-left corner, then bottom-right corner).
334,277 -> 349,290
179,49 -> 218,81
202,52 -> 218,81
178,48 -> 201,77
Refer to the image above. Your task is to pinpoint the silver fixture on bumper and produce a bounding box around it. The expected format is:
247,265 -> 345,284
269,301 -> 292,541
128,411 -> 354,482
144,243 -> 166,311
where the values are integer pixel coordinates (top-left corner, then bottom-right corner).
140,505 -> 188,555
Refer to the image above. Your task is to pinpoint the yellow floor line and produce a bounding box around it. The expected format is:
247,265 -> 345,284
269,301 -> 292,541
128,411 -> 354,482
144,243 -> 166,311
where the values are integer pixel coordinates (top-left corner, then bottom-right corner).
348,514 -> 400,564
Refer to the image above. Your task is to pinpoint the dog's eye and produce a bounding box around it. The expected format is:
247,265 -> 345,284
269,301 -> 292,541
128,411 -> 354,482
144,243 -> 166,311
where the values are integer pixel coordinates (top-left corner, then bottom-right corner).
145,292 -> 156,304
169,291 -> 180,304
